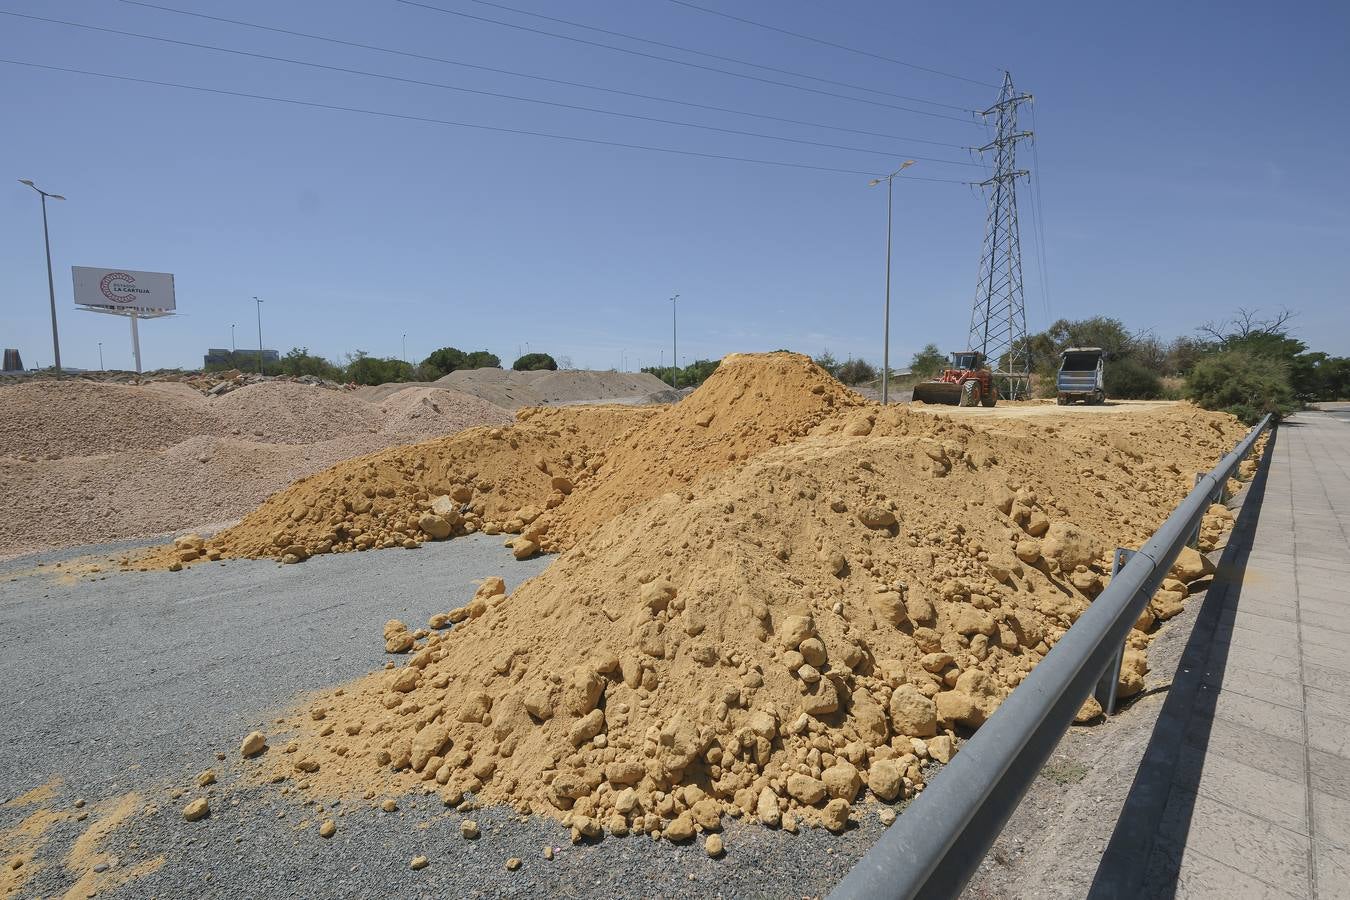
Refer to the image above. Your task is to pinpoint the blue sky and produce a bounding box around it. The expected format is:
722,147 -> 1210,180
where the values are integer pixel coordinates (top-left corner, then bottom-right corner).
3,0 -> 1347,372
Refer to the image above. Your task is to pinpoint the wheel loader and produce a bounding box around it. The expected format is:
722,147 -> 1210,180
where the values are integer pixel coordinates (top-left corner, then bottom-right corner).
911,350 -> 998,407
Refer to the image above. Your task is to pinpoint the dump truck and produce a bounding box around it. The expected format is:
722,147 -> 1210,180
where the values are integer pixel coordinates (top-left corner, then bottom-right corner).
1056,347 -> 1105,405
911,350 -> 997,407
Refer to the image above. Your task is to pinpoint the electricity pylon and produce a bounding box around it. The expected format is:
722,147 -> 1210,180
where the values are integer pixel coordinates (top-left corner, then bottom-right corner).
968,71 -> 1033,399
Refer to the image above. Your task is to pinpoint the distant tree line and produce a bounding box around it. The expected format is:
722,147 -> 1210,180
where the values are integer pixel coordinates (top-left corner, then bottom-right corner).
641,358 -> 720,389
205,345 -> 523,385
803,306 -> 1346,424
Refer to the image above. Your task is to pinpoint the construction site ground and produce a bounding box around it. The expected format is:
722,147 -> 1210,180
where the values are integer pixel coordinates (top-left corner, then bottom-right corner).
0,536 -> 889,899
0,362 -> 1264,899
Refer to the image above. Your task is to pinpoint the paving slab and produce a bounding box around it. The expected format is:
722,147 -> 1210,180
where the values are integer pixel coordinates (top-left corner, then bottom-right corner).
1093,412 -> 1350,899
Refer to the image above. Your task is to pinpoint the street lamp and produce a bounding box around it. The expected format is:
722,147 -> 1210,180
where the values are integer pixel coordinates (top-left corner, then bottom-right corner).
670,293 -> 680,390
231,323 -> 236,354
98,341 -> 104,371
19,179 -> 66,373
868,160 -> 915,405
253,296 -> 264,374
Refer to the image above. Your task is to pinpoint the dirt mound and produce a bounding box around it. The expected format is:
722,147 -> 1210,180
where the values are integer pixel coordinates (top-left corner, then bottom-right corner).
209,382 -> 385,444
377,387 -> 514,441
147,405 -> 657,566
435,368 -> 674,409
0,379 -> 521,559
147,353 -> 856,567
252,395 -> 1245,839
535,352 -> 866,549
0,381 -> 216,460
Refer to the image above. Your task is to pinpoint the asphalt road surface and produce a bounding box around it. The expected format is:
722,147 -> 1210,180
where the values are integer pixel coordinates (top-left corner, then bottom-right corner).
0,535 -> 891,898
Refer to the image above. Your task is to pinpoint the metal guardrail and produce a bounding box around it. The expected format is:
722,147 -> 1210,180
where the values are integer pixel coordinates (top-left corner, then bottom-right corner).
829,413 -> 1274,900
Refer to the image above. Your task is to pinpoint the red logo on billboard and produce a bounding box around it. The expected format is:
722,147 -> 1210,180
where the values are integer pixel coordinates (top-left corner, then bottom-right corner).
100,272 -> 138,304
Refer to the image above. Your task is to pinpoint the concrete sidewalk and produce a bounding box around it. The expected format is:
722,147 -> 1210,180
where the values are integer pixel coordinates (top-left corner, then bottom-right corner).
1092,412 -> 1350,898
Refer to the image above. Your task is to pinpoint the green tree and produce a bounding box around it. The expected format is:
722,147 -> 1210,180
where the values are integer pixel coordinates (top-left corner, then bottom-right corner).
680,359 -> 720,387
420,347 -> 501,377
1104,358 -> 1163,399
279,347 -> 345,380
909,344 -> 947,378
1045,316 -> 1134,360
1186,350 -> 1296,424
837,358 -> 878,385
345,352 -> 414,385
512,352 -> 558,371
813,349 -> 841,377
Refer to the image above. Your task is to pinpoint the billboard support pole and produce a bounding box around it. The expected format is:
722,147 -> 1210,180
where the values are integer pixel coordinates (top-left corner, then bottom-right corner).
130,310 -> 142,374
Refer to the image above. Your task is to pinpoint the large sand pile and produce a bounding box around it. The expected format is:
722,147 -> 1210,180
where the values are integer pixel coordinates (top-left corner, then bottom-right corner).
354,368 -> 675,408
0,380 -> 515,557
151,405 -> 657,565
0,381 -> 218,460
210,382 -> 386,444
215,354 -> 1247,841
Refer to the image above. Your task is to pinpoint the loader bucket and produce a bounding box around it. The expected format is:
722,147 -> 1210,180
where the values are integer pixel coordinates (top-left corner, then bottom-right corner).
911,381 -> 966,405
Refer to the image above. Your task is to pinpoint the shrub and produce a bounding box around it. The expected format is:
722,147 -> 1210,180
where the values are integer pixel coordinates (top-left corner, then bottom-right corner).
421,347 -> 501,378
1185,350 -> 1296,424
345,353 -> 414,386
279,347 -> 345,381
1104,358 -> 1164,399
909,344 -> 947,379
837,358 -> 878,385
512,353 -> 558,371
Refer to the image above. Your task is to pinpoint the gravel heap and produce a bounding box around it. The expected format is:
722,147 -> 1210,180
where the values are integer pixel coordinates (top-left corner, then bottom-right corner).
0,380 -> 515,558
353,369 -> 675,408
236,354 -> 1244,842
141,406 -> 656,567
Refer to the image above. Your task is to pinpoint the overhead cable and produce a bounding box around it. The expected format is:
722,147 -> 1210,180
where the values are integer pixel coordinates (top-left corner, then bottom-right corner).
3,11 -> 985,166
451,0 -> 980,110
394,0 -> 984,126
117,0 -> 979,149
665,0 -> 999,89
0,58 -> 977,182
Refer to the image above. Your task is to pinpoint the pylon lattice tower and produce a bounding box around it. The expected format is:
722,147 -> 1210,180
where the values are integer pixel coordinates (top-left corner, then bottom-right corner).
968,71 -> 1033,400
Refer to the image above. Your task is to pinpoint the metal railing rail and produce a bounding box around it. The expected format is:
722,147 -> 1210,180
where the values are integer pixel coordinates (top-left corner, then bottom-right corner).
829,414 -> 1273,900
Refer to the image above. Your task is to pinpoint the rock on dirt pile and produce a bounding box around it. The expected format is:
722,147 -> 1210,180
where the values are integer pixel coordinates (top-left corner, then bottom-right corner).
170,353 -> 860,567
159,406 -> 656,565
247,358 -> 1247,841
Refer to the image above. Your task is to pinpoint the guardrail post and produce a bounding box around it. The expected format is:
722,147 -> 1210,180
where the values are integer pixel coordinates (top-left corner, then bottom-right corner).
1188,474 -> 1206,547
1092,548 -> 1136,716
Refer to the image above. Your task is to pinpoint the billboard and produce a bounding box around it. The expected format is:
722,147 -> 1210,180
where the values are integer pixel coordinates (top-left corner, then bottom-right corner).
72,267 -> 176,312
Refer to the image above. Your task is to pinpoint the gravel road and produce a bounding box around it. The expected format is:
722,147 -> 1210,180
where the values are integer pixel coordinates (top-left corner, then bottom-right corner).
0,535 -> 891,898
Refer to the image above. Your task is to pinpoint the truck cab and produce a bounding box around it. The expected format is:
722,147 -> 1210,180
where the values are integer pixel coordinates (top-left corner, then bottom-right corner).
1056,347 -> 1105,405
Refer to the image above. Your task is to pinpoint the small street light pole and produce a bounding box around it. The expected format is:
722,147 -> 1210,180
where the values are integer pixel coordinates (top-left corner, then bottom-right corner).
19,179 -> 66,372
254,296 -> 264,374
867,161 -> 915,405
670,293 -> 680,389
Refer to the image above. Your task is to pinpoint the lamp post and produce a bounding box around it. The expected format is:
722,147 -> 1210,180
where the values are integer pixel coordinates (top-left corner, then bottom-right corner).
253,296 -> 264,374
670,293 -> 680,389
231,323 -> 236,354
98,341 -> 104,371
402,333 -> 407,364
867,160 -> 915,405
18,179 -> 66,373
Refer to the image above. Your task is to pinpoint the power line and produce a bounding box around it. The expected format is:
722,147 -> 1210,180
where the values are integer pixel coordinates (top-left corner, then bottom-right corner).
3,11 -> 984,166
451,0 -> 979,111
665,0 -> 999,89
117,0 -> 976,151
0,58 -> 977,182
394,0 -> 984,126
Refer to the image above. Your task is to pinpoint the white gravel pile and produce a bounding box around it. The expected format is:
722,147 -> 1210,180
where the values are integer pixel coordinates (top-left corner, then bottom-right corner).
0,380 -> 515,558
